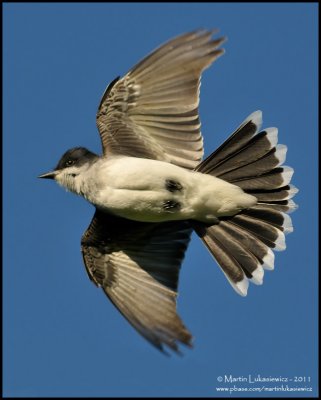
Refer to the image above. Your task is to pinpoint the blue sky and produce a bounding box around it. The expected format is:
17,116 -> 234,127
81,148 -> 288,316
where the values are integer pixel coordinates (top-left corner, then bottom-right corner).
3,3 -> 318,397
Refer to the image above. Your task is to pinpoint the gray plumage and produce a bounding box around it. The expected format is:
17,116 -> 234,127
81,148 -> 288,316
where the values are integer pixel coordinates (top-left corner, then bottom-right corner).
39,29 -> 297,354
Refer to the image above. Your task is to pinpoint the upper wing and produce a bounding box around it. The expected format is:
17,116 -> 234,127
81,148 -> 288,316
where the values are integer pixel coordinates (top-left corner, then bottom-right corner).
96,30 -> 226,169
81,210 -> 193,354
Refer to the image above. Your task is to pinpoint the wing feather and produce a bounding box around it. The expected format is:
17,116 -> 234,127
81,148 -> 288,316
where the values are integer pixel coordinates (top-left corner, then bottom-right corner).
81,210 -> 193,354
96,30 -> 226,169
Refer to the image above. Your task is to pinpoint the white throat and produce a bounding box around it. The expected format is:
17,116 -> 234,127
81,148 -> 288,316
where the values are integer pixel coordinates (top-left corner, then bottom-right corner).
55,166 -> 87,195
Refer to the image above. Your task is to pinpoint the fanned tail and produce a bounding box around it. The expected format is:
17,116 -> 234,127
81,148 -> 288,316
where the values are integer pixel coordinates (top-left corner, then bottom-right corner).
193,111 -> 298,296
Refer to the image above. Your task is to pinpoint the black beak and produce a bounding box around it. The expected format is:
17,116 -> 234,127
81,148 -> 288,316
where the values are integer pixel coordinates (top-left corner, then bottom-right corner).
38,171 -> 57,180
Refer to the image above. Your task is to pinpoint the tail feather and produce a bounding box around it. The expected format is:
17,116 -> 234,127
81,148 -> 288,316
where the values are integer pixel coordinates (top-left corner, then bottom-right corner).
193,111 -> 298,296
195,110 -> 262,174
217,143 -> 287,181
220,220 -> 274,269
207,128 -> 279,178
249,184 -> 298,202
231,214 -> 286,251
230,166 -> 294,191
193,222 -> 249,296
242,205 -> 293,234
255,200 -> 298,214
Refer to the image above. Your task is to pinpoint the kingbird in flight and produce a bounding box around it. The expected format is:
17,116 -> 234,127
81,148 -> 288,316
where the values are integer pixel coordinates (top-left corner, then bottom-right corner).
39,30 -> 297,355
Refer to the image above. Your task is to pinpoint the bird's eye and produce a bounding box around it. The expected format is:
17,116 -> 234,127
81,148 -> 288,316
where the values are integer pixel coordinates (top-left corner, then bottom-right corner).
65,160 -> 74,167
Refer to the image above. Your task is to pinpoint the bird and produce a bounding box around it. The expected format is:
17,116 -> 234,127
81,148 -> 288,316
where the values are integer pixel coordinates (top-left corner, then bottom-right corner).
39,29 -> 298,355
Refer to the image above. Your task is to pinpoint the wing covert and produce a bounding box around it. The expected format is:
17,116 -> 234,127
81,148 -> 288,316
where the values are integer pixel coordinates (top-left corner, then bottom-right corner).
81,210 -> 193,354
97,30 -> 226,169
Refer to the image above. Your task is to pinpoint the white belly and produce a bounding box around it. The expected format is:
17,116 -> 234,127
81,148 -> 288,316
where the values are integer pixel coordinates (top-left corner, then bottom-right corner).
82,156 -> 257,223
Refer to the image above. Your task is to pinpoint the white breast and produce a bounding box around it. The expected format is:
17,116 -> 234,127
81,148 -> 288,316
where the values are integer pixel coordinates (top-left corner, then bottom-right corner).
80,156 -> 257,223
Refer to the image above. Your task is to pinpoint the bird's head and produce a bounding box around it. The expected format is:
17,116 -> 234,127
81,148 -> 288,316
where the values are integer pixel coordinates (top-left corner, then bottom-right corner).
38,147 -> 98,193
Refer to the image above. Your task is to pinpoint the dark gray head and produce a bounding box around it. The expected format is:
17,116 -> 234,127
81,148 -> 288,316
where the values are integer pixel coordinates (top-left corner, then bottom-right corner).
39,147 -> 98,180
55,147 -> 98,171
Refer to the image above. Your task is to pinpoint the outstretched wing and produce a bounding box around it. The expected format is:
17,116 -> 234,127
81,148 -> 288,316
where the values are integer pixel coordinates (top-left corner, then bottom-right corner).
96,30 -> 226,169
81,210 -> 193,354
